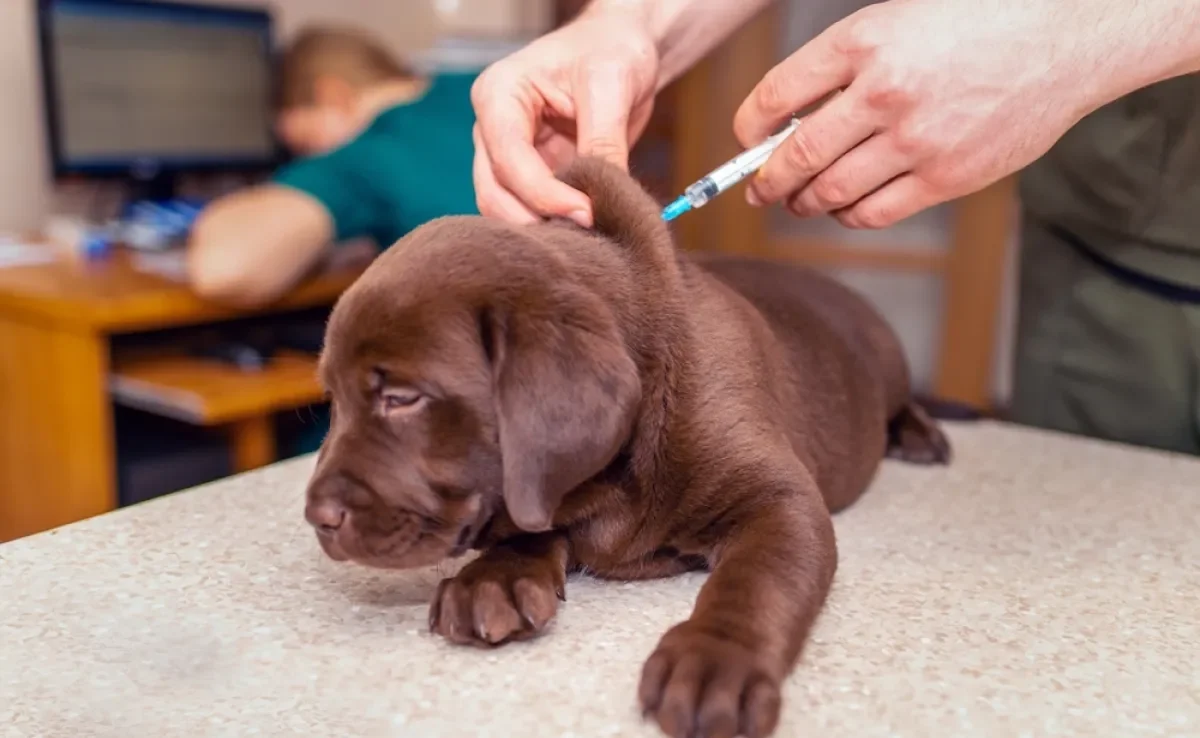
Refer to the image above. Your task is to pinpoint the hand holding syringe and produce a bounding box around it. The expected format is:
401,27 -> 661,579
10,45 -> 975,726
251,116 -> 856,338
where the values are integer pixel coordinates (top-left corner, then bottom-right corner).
661,117 -> 802,222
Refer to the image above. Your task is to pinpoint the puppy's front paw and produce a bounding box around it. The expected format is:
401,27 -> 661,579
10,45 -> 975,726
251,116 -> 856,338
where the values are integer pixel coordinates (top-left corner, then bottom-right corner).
428,552 -> 565,647
639,621 -> 782,738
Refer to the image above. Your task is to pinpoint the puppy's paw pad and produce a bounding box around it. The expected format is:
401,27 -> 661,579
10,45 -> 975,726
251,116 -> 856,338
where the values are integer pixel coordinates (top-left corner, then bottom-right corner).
428,556 -> 564,647
639,622 -> 782,738
887,402 -> 952,465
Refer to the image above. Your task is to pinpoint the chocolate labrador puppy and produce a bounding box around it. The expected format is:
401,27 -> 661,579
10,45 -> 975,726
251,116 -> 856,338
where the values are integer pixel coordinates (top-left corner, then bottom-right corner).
305,157 -> 949,738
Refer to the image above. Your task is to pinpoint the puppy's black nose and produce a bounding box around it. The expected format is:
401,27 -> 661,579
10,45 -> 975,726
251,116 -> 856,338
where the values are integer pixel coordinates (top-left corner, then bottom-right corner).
306,500 -> 347,535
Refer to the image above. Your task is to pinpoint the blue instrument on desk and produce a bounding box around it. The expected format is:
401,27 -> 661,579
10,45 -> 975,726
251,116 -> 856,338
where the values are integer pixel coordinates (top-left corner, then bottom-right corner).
118,198 -> 209,251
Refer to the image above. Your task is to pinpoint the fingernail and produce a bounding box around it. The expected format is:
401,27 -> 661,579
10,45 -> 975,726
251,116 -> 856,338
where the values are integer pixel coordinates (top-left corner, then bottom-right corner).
746,188 -> 762,207
569,209 -> 592,227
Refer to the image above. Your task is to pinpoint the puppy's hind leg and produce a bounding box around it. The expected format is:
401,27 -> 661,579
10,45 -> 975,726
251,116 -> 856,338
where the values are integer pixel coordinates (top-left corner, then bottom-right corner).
886,402 -> 952,465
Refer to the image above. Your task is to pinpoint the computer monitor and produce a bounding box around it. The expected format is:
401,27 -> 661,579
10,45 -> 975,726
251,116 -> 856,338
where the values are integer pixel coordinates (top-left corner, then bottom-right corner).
37,0 -> 279,199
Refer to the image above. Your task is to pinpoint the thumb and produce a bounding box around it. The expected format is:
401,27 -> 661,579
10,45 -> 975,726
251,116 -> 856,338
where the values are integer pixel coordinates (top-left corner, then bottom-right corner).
575,64 -> 636,170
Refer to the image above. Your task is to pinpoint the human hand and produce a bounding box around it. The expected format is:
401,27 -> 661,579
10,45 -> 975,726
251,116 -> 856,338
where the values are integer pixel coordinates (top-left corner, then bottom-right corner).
734,0 -> 1109,229
469,9 -> 660,226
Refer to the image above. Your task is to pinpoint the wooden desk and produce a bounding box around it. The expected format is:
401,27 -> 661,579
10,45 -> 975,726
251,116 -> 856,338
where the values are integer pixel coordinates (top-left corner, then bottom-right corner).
110,350 -> 328,473
0,248 -> 364,541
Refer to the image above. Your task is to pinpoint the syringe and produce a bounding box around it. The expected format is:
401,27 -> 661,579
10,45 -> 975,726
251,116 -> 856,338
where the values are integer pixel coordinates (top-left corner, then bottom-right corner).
662,117 -> 801,222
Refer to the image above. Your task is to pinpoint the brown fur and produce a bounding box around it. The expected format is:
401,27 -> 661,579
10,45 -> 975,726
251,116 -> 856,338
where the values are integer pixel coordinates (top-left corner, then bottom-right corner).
305,158 -> 950,738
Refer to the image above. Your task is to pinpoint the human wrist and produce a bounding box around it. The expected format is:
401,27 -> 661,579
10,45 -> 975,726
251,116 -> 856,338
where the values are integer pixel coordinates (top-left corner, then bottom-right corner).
579,0 -> 657,40
648,0 -> 777,87
581,0 -> 775,89
576,1 -> 662,78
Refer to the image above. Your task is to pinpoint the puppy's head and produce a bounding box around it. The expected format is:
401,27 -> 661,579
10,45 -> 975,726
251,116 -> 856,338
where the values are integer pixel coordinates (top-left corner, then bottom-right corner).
303,199 -> 649,568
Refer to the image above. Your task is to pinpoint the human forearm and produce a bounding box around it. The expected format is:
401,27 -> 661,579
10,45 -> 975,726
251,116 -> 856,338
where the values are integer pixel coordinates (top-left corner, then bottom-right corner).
1064,0 -> 1200,111
187,186 -> 333,307
584,0 -> 777,87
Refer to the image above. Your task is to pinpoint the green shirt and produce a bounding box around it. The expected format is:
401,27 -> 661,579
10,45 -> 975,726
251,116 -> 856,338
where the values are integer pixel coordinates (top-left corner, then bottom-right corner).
274,72 -> 478,457
1020,74 -> 1200,287
273,71 -> 479,248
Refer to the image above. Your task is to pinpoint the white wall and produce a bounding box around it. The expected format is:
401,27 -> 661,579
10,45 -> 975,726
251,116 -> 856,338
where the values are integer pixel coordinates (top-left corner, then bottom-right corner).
0,0 -> 51,234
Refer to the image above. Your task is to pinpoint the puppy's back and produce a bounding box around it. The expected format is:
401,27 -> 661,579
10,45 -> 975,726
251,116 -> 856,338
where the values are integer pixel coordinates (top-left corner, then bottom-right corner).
691,251 -> 910,419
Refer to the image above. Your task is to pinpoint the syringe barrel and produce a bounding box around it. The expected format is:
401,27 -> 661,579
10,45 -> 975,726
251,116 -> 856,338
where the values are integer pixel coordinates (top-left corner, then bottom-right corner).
706,142 -> 779,192
680,118 -> 801,209
684,178 -> 719,207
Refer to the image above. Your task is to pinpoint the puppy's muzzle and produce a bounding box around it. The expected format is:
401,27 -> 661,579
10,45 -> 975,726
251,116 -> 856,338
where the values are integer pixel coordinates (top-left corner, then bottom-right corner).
306,498 -> 346,536
305,470 -> 365,561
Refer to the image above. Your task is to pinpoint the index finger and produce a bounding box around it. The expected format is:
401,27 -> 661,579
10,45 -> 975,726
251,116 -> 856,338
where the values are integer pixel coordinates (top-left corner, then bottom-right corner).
574,63 -> 636,170
733,30 -> 853,147
473,125 -> 540,224
472,78 -> 592,223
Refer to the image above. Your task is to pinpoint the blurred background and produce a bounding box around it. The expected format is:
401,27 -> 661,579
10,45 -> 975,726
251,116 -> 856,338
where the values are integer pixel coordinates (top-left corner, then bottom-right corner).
0,0 -> 1016,542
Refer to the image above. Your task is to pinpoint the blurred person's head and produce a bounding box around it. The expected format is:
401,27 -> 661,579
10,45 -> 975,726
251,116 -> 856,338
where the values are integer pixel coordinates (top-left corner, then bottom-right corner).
276,26 -> 426,156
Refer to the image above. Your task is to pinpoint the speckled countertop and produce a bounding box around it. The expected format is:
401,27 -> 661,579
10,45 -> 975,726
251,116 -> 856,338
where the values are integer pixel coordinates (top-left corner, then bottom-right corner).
2,421 -> 1198,737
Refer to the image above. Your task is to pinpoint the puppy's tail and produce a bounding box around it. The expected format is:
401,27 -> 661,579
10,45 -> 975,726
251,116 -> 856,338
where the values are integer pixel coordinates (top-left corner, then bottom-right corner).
558,157 -> 681,284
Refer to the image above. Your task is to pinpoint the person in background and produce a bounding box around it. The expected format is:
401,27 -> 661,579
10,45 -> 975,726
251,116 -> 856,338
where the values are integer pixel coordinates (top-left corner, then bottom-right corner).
189,26 -> 478,457
469,0 -> 1200,456
1011,76 -> 1200,456
187,26 -> 478,307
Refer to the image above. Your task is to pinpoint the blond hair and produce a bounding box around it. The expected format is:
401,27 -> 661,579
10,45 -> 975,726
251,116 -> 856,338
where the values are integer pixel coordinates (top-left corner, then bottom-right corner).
277,26 -> 415,109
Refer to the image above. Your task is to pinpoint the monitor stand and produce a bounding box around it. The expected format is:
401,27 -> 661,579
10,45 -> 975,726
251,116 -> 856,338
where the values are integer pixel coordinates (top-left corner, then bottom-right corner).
127,170 -> 179,204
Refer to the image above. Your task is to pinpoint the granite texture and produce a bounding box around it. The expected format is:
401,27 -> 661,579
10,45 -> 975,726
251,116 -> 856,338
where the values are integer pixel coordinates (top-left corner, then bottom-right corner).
2,421 -> 1198,738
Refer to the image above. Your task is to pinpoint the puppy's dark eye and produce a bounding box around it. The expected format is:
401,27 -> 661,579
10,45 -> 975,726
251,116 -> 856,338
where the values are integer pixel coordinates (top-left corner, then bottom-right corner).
381,387 -> 424,412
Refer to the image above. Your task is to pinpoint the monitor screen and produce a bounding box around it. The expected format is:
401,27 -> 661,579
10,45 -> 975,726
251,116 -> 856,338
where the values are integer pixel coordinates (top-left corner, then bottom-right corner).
38,0 -> 277,177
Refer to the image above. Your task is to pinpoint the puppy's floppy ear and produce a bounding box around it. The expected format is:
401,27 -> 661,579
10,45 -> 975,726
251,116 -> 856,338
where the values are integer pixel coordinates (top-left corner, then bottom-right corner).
482,289 -> 641,532
557,156 -> 681,286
